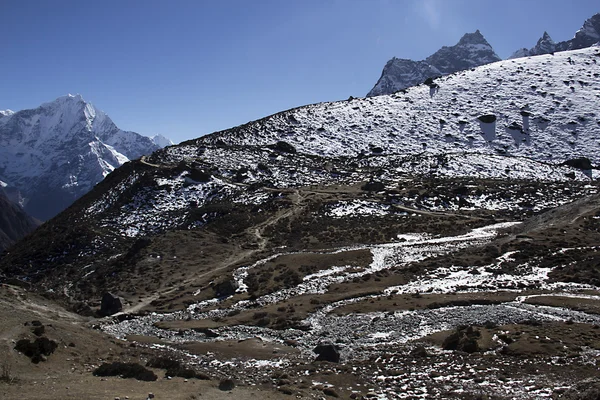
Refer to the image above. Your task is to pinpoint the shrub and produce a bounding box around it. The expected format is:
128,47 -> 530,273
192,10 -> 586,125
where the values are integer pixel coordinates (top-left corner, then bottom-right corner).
14,337 -> 57,364
93,362 -> 157,381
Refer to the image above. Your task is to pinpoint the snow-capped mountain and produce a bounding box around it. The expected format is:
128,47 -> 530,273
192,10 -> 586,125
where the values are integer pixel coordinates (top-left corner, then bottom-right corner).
151,134 -> 174,148
509,13 -> 600,59
1,45 -> 599,322
0,94 -> 170,220
368,30 -> 500,97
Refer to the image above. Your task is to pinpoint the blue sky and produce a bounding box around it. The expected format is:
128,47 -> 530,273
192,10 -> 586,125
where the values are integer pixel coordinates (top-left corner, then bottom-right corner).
1,0 -> 598,143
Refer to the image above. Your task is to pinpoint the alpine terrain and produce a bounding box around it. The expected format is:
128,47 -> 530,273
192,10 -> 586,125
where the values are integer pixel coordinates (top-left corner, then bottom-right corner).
0,94 -> 172,220
1,38 -> 600,400
510,13 -> 600,59
369,12 -> 600,97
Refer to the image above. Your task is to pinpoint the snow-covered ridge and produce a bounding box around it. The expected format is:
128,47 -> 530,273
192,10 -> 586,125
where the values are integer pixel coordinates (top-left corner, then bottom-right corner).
0,94 -> 172,220
192,47 -> 600,166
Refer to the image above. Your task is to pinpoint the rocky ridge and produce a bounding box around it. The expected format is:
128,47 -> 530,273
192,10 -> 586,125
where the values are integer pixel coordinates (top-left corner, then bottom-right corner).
368,30 -> 500,96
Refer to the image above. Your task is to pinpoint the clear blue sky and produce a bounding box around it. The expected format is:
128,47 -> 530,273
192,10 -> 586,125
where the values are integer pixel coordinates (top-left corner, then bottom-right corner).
1,0 -> 598,143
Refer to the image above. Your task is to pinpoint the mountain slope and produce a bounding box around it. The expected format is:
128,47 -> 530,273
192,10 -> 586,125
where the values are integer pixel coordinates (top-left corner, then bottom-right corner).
202,47 -> 599,165
1,47 -> 600,400
0,95 -> 168,220
368,30 -> 500,96
1,46 -> 598,293
0,189 -> 39,252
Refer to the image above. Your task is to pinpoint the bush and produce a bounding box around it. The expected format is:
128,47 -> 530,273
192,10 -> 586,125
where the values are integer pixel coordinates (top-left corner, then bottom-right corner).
146,357 -> 210,380
14,337 -> 57,364
93,362 -> 157,381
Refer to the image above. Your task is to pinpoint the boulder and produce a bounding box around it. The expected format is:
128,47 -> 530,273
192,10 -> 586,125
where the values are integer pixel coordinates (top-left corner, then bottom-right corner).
213,279 -> 239,297
564,157 -> 592,170
313,343 -> 341,363
218,378 -> 236,391
477,114 -> 497,123
442,325 -> 481,353
100,292 -> 123,316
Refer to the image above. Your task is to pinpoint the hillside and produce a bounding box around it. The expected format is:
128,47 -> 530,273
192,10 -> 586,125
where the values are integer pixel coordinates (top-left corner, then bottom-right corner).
0,190 -> 39,253
1,47 -> 600,399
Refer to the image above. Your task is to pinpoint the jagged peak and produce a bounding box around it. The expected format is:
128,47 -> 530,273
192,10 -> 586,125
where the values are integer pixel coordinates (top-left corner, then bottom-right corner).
457,30 -> 490,46
576,12 -> 600,40
536,31 -> 555,44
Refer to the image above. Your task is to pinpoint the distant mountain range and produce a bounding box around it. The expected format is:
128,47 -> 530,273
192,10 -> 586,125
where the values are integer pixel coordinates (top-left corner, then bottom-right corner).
0,95 -> 172,220
368,12 -> 600,97
510,13 -> 600,58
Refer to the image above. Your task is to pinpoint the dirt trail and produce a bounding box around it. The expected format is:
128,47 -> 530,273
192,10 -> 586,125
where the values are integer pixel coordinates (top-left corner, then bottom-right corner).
123,190 -> 307,314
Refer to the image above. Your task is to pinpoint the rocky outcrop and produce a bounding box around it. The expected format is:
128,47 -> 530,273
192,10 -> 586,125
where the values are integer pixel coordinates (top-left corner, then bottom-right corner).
100,292 -> 123,316
368,30 -> 499,96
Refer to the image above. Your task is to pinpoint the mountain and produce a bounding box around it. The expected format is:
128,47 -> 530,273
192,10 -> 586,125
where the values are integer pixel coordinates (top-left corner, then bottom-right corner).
509,13 -> 600,59
1,45 -> 598,293
1,47 -> 600,399
368,30 -> 500,96
0,188 -> 39,253
0,94 -> 170,220
151,134 -> 174,148
509,31 -> 556,59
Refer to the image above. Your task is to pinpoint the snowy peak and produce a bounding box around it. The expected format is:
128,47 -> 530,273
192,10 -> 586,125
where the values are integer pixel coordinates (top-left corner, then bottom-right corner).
0,95 -> 171,220
151,134 -> 174,148
368,30 -> 500,96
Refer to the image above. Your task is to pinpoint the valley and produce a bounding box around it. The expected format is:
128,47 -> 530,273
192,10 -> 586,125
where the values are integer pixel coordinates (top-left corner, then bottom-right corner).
1,38 -> 600,399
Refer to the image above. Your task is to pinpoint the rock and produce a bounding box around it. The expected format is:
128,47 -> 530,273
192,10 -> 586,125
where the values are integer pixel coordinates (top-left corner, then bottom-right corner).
271,141 -> 297,154
560,377 -> 600,399
213,279 -> 239,297
361,181 -> 385,192
564,157 -> 592,170
477,114 -> 497,123
410,345 -> 429,358
100,292 -> 123,316
218,378 -> 236,391
323,387 -> 339,397
32,325 -> 45,337
442,325 -> 481,353
313,343 -> 341,363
